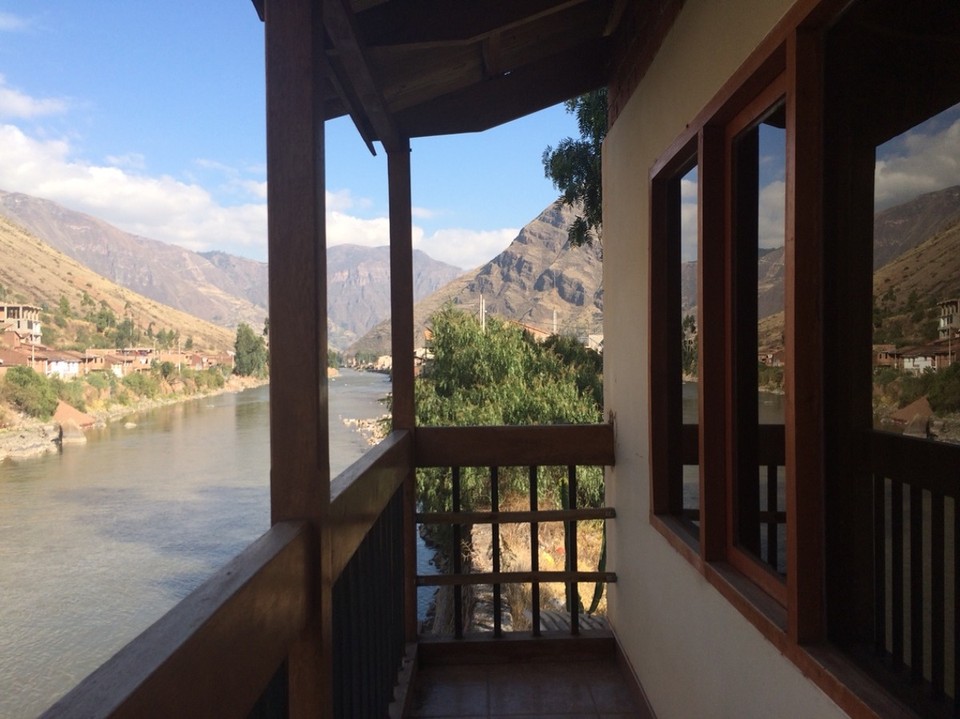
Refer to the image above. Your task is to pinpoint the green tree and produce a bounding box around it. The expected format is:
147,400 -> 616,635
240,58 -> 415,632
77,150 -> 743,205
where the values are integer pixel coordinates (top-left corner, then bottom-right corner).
415,308 -> 603,513
542,89 -> 607,247
234,322 -> 268,377
94,306 -> 117,333
114,318 -> 139,349
1,366 -> 59,419
57,294 -> 72,319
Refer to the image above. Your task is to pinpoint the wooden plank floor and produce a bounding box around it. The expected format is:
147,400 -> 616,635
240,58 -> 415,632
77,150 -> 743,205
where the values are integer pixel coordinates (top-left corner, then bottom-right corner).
406,655 -> 651,718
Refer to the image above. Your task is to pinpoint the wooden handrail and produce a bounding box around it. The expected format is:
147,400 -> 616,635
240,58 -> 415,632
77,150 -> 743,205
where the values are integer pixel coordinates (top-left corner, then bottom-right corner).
417,571 -> 617,586
870,430 -> 960,498
329,429 -> 413,580
415,424 -> 615,467
417,507 -> 616,525
42,521 -> 311,719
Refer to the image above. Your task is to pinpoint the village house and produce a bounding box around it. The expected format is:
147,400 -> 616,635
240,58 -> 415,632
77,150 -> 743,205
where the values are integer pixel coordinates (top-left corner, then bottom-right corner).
938,298 -> 959,340
0,304 -> 42,345
47,2 -> 960,718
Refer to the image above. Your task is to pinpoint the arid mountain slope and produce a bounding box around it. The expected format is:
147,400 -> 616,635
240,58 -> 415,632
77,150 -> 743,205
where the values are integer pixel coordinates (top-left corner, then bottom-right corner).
0,215 -> 235,351
326,244 -> 463,350
0,190 -> 267,329
348,202 -> 603,357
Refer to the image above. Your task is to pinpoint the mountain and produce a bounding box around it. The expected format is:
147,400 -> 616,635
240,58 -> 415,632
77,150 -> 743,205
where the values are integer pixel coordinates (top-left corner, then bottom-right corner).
873,185 -> 960,270
348,202 -> 603,357
683,185 -> 960,334
0,190 -> 268,330
326,244 -> 463,350
0,214 -> 235,351
754,186 -> 960,349
0,190 -> 463,352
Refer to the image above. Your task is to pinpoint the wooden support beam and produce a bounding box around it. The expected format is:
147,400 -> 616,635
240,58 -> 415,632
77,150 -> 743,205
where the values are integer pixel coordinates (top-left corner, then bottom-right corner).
264,0 -> 331,714
323,0 -> 402,153
785,28 -> 825,644
394,38 -> 609,137
386,141 -> 418,640
358,0 -> 590,48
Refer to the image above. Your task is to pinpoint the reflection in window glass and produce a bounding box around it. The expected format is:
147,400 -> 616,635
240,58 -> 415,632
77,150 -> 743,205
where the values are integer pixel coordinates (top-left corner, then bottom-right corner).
679,166 -> 700,527
872,102 -> 960,444
731,102 -> 787,577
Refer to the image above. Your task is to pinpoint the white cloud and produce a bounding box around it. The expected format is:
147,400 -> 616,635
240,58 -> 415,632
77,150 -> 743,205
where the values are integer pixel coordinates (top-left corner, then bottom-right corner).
104,152 -> 146,170
758,180 -> 785,249
0,120 -> 512,269
0,12 -> 28,32
0,75 -> 68,119
326,209 -> 390,248
0,123 -> 268,258
412,206 -> 438,219
416,227 -> 517,269
875,113 -> 960,210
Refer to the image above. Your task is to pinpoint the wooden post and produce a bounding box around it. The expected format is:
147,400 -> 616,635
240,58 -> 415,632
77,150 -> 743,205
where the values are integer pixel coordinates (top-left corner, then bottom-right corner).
264,0 -> 332,715
388,140 -> 419,641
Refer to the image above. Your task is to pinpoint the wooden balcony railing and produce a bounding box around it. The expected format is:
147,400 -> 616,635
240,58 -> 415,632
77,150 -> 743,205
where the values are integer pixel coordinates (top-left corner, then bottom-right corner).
868,431 -> 959,715
42,431 -> 413,719
414,424 -> 617,639
40,424 -> 614,717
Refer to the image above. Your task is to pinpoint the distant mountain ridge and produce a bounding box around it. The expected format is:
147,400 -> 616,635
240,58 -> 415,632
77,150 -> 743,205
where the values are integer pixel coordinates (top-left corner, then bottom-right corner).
0,190 -> 268,330
0,190 -> 463,351
348,202 -> 603,357
0,214 -> 235,351
681,184 -> 960,325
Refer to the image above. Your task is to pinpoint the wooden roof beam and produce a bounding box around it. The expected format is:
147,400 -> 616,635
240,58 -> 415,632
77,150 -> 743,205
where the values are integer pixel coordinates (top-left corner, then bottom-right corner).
323,0 -> 403,154
358,0 -> 594,48
394,37 -> 610,137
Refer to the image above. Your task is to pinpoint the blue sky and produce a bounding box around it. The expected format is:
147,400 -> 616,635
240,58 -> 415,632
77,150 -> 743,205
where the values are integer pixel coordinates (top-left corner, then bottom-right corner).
0,1 -> 581,269
3,4 -> 960,272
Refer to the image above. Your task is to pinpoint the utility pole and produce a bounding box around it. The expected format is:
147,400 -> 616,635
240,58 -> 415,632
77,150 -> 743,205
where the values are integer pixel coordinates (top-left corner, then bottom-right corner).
480,293 -> 486,334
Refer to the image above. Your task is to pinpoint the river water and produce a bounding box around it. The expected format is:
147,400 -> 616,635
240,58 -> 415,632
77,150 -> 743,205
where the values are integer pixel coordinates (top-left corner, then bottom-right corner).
0,369 -> 391,718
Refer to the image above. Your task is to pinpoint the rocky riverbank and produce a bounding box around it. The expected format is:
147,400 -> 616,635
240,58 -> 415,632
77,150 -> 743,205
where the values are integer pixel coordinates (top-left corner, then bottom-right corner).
0,375 -> 268,463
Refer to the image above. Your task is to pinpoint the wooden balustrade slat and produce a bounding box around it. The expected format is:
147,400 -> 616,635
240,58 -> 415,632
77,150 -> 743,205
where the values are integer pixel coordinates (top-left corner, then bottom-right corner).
42,521 -> 310,719
909,484 -> 923,682
453,466 -> 464,640
873,474 -> 886,657
891,479 -> 904,671
567,466 -> 579,636
492,466 -> 502,637
954,499 -> 959,714
930,492 -> 945,697
415,424 -> 615,467
529,465 -> 541,638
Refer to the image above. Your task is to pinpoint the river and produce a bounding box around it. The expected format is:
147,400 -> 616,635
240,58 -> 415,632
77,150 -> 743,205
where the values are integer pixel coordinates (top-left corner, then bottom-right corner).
0,369 -> 392,718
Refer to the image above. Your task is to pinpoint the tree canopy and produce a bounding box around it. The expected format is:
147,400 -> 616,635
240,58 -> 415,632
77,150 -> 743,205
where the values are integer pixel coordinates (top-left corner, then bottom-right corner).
233,322 -> 268,377
542,89 -> 607,247
415,307 -> 604,512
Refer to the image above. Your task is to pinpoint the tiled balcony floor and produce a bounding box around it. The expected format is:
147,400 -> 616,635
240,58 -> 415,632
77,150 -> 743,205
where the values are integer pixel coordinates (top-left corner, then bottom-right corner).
407,656 -> 651,718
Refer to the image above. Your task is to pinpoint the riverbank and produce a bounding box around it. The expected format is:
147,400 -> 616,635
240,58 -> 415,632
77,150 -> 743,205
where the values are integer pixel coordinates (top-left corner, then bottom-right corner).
0,375 -> 268,463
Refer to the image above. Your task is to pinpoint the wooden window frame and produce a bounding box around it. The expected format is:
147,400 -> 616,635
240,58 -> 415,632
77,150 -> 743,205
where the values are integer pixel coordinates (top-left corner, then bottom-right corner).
644,0 -> 910,713
722,74 -> 790,607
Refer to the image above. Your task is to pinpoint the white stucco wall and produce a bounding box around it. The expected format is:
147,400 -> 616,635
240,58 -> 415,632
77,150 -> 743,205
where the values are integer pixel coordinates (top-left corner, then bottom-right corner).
603,1 -> 848,717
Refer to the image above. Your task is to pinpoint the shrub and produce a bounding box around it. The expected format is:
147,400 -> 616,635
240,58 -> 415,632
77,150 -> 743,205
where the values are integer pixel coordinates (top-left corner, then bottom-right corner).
51,378 -> 87,412
1,366 -> 59,419
122,372 -> 160,399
